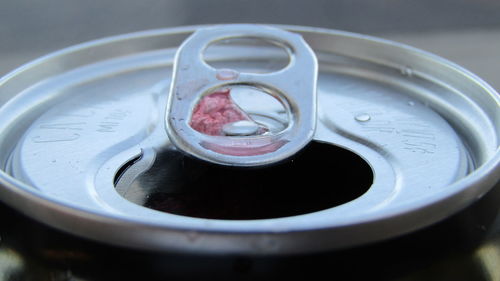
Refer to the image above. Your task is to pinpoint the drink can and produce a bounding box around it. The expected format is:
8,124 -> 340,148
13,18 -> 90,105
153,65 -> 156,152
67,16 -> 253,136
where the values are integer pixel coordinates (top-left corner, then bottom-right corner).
0,24 -> 498,260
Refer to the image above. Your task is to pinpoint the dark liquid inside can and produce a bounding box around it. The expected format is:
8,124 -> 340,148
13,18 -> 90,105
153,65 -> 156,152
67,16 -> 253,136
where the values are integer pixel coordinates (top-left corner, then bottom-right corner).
134,142 -> 373,220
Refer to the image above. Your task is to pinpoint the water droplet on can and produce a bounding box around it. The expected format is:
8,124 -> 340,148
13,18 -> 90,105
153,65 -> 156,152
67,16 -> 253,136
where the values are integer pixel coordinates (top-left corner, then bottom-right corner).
400,66 -> 414,77
216,69 -> 239,81
355,114 -> 371,122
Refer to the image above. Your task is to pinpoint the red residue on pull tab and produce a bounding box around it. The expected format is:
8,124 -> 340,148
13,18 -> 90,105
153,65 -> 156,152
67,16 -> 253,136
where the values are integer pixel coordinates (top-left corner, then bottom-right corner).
189,89 -> 250,136
189,88 -> 284,156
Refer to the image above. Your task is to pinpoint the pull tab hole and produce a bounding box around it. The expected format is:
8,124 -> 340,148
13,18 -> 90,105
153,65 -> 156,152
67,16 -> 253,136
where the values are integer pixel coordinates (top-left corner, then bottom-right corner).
203,37 -> 291,74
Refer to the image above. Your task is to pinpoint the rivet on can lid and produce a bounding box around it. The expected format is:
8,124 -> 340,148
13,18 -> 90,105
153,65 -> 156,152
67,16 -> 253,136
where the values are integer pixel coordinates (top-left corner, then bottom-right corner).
222,120 -> 262,136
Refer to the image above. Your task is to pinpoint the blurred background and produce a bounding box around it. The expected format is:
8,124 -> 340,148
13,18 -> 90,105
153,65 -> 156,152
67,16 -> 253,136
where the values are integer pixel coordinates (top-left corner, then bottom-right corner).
1,0 -> 499,90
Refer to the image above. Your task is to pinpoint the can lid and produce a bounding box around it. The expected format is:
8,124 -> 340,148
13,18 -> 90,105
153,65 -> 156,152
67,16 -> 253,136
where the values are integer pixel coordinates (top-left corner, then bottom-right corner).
0,25 -> 498,255
166,24 -> 317,166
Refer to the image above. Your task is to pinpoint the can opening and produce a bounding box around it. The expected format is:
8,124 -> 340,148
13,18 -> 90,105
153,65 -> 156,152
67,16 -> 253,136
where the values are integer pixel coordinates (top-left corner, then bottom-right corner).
114,141 -> 373,220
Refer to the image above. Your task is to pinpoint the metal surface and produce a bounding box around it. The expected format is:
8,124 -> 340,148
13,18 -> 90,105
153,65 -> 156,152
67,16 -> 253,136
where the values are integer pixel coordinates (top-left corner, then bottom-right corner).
167,24 -> 317,166
1,183 -> 500,280
0,25 -> 498,255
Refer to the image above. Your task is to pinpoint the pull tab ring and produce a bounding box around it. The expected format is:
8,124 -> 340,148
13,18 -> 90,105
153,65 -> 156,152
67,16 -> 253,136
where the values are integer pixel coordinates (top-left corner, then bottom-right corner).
166,24 -> 318,167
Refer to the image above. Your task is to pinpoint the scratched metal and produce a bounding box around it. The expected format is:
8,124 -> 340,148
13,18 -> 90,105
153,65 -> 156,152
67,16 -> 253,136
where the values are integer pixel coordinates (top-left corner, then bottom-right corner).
0,25 -> 497,255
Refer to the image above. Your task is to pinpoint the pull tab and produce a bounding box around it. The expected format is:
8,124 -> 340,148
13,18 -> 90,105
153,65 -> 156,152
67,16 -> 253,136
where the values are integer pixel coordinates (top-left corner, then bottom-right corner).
166,24 -> 317,167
